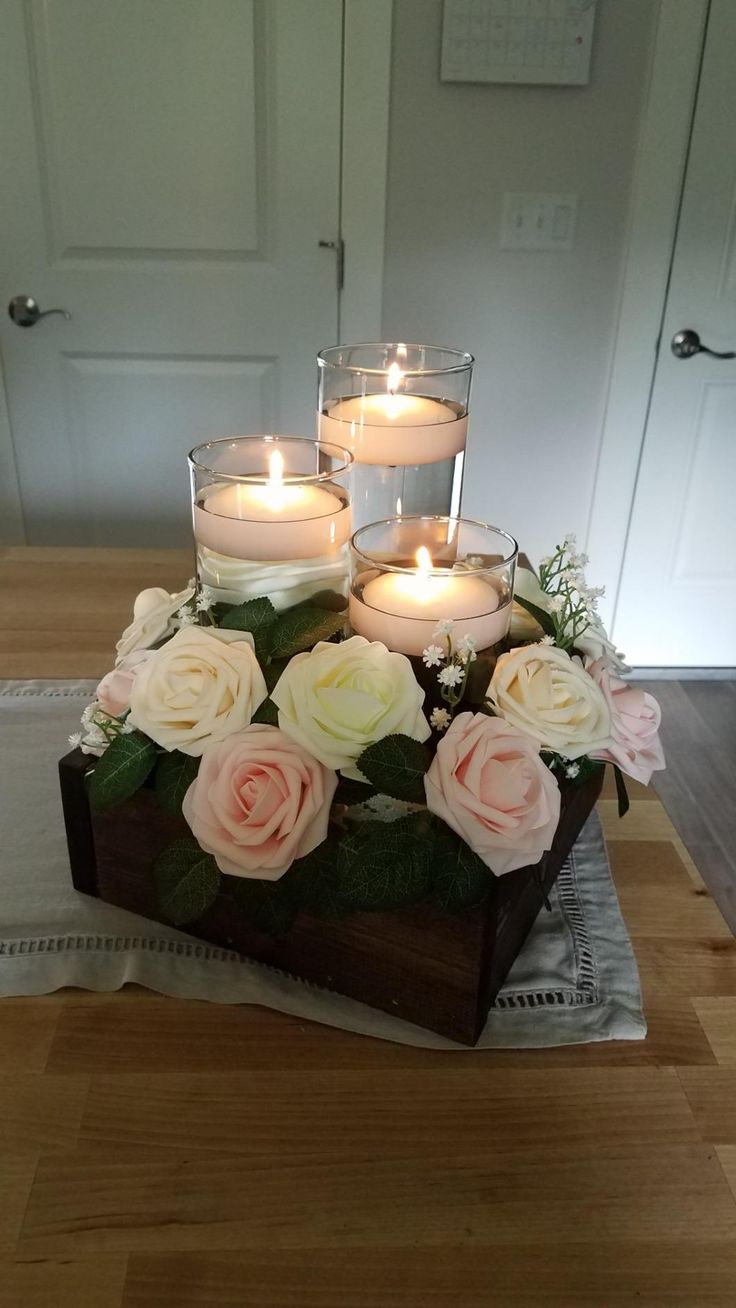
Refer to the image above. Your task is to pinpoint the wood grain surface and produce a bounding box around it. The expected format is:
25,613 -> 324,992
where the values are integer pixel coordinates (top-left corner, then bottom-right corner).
1,547 -> 735,1307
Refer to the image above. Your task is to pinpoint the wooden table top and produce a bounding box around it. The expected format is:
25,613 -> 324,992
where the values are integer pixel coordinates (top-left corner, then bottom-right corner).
2,546 -> 736,1307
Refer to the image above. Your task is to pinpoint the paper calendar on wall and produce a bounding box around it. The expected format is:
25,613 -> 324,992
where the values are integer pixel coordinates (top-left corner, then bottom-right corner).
441,0 -> 596,87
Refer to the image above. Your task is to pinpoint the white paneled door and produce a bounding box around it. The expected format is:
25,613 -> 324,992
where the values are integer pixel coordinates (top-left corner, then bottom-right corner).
0,0 -> 342,546
614,0 -> 736,666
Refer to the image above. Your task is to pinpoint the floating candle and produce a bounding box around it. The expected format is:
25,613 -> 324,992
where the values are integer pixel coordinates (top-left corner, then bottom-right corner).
349,546 -> 509,656
193,449 -> 351,562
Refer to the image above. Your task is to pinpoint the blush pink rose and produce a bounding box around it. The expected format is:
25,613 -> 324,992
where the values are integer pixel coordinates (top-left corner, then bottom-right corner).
424,712 -> 561,876
96,649 -> 152,719
586,657 -> 665,784
182,724 -> 337,879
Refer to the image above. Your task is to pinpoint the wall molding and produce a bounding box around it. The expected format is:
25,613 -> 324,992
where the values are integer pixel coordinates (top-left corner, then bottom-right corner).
585,0 -> 709,633
339,0 -> 392,341
0,348 -> 25,544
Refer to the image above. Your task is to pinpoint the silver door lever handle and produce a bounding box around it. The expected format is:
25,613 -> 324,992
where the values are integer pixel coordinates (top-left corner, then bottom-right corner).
8,295 -> 71,328
671,328 -> 736,360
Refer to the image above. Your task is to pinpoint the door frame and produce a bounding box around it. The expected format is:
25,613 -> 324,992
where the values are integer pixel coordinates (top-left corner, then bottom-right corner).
0,0 -> 393,545
585,0 -> 709,634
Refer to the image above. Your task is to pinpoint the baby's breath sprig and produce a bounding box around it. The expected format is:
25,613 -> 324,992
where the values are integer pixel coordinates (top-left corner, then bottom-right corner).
75,702 -> 133,755
176,587 -> 217,628
536,533 -> 604,653
422,622 -> 477,722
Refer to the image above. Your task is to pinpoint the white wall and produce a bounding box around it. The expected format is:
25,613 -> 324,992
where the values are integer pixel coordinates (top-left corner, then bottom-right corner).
382,0 -> 660,565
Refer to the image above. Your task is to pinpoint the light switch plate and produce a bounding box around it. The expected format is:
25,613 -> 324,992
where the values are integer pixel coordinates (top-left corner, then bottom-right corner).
500,192 -> 578,250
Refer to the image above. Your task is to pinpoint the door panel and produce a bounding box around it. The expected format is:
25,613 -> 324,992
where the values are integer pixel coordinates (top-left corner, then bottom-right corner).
29,0 -> 260,258
614,0 -> 736,665
60,354 -> 277,547
0,0 -> 342,545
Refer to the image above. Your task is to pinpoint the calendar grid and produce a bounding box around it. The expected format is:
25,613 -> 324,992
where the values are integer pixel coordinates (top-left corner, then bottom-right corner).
441,0 -> 595,87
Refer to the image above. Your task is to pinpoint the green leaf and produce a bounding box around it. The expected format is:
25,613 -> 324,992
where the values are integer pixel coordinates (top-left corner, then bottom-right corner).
154,750 -> 200,817
291,831 -> 353,919
251,697 -> 279,726
219,596 -> 278,659
356,734 -> 432,805
153,838 -> 221,925
269,606 -> 346,659
430,820 -> 492,912
336,813 -> 432,911
293,588 -> 347,613
88,730 -> 158,814
228,873 -> 299,937
333,775 -> 379,808
513,593 -> 556,638
613,764 -> 630,818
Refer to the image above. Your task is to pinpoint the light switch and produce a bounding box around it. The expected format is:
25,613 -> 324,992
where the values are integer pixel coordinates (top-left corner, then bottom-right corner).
500,193 -> 578,250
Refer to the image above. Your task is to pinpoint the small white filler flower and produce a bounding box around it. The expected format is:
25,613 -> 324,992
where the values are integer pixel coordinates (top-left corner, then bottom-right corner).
438,663 -> 464,689
430,706 -> 452,732
433,618 -> 454,638
456,634 -> 477,663
422,644 -> 445,668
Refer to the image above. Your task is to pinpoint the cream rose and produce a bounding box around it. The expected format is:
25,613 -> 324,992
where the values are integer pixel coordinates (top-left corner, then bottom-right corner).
488,644 -> 612,760
182,725 -> 337,879
127,626 -> 267,756
586,657 -> 665,784
115,585 -> 194,662
96,649 -> 152,719
271,634 -> 431,778
425,713 -> 561,875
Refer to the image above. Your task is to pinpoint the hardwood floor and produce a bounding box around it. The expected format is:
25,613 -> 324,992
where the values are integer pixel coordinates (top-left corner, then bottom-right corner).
638,680 -> 736,934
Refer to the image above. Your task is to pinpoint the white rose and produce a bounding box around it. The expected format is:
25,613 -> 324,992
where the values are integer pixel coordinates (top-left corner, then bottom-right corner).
509,566 -> 549,641
127,626 -> 267,756
271,634 -> 431,779
488,643 -> 612,759
115,585 -> 194,662
198,547 -> 348,612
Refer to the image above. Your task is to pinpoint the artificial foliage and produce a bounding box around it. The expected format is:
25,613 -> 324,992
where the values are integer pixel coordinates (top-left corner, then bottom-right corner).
72,536 -> 663,937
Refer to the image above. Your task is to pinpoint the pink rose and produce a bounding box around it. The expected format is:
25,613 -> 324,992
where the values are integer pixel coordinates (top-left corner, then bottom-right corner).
182,724 -> 337,879
96,650 -> 152,719
586,658 -> 665,784
424,712 -> 561,876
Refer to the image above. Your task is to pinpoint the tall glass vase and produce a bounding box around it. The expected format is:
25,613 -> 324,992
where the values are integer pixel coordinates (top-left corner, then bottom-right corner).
317,343 -> 473,531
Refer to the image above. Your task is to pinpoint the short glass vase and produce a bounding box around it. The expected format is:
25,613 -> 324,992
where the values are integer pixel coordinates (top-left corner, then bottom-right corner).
189,435 -> 353,611
349,515 -> 517,658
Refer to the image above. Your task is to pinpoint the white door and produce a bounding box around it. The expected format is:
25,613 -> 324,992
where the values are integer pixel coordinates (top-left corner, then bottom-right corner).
614,0 -> 736,666
0,0 -> 342,547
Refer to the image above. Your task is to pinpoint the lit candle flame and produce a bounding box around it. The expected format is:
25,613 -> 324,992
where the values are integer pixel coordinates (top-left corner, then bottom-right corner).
268,448 -> 285,490
387,361 -> 403,395
414,546 -> 434,600
416,546 -> 432,576
266,448 -> 286,510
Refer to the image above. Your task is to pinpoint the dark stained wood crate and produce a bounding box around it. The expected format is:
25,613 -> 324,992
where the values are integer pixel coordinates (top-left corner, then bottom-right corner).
58,751 -> 603,1045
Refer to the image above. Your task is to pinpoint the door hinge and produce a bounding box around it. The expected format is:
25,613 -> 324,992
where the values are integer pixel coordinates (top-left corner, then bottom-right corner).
318,237 -> 345,292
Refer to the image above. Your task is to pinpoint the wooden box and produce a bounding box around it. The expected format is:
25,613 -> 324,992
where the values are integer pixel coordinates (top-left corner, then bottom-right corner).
59,751 -> 603,1045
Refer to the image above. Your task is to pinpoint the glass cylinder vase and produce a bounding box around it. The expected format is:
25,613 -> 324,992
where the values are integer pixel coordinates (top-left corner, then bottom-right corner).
349,515 -> 517,657
317,343 -> 473,530
189,436 -> 353,611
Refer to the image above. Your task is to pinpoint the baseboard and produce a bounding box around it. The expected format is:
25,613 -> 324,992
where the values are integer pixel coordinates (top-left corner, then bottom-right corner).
628,667 -> 736,680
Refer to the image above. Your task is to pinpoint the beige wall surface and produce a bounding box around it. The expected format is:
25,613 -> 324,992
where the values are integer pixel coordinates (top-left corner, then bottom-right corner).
382,0 -> 660,564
